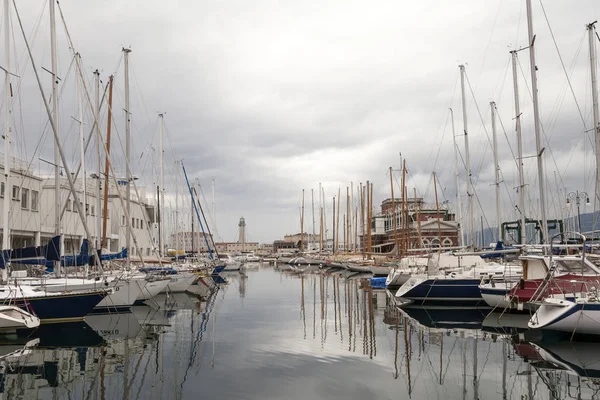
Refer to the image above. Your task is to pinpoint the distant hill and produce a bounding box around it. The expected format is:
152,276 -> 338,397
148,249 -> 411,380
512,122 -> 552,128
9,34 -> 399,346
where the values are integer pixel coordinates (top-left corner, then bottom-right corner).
472,211 -> 600,246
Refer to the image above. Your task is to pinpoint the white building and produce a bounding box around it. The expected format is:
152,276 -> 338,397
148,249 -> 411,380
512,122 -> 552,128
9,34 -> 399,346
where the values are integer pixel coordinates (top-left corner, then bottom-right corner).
0,155 -> 155,258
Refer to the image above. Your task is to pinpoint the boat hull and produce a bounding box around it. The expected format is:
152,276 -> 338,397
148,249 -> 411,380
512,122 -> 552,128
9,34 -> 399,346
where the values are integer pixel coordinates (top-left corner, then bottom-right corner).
133,278 -> 170,305
94,278 -> 146,312
162,273 -> 197,293
529,298 -> 600,335
1,291 -> 107,323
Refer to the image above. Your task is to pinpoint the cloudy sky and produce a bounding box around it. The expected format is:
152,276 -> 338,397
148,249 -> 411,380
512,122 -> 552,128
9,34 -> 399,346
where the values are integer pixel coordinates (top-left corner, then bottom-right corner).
6,0 -> 600,243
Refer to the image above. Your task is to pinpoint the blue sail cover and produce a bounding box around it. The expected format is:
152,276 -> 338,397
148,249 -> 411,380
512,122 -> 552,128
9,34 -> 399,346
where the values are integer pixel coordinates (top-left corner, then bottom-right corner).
1,237 -> 127,269
0,235 -> 61,268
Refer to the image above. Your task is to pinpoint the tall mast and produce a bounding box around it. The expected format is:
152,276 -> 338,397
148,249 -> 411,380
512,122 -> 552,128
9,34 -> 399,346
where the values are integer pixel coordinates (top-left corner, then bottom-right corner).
511,51 -> 527,245
159,113 -> 165,256
449,108 -> 463,247
94,70 -> 102,251
101,76 -> 113,249
175,161 -> 180,256
319,182 -> 323,251
336,188 -> 340,252
433,172 -> 442,248
360,183 -> 364,256
414,188 -> 422,248
401,161 -> 406,257
123,47 -> 132,266
588,21 -> 600,223
346,187 -> 350,252
76,55 -> 86,244
389,167 -> 398,256
526,0 -> 549,245
49,0 -> 62,275
332,197 -> 335,254
350,182 -> 354,252
491,102 -> 502,242
300,189 -> 305,252
311,188 -> 315,251
459,65 -> 474,249
2,0 -> 11,281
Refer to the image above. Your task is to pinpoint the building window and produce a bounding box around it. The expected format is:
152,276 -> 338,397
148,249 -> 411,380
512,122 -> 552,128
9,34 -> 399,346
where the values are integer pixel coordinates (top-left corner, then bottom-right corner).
12,185 -> 19,200
122,215 -> 125,226
141,220 -> 144,230
0,182 -> 4,197
91,205 -> 95,216
132,217 -> 135,227
21,188 -> 29,209
85,203 -> 90,215
66,199 -> 72,211
31,190 -> 38,211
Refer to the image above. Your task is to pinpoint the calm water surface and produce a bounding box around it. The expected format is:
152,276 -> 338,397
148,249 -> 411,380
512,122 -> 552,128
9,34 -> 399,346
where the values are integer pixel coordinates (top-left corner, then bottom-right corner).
0,265 -> 597,399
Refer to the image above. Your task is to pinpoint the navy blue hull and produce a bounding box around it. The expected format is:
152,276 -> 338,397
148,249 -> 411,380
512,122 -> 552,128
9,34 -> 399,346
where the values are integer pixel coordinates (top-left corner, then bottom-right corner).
3,291 -> 108,323
401,278 -> 486,306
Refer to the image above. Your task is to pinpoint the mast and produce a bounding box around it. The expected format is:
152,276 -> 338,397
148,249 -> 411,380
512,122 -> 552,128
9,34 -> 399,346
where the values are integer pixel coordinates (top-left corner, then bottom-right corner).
94,70 -> 102,251
350,182 -> 354,252
405,186 -> 412,251
526,0 -> 549,245
491,102 -> 502,242
175,161 -> 180,257
49,0 -> 62,275
159,113 -> 165,256
123,47 -> 132,267
300,189 -> 305,252
414,188 -> 422,248
311,188 -> 315,251
191,182 -> 194,254
76,55 -> 86,248
346,187 -> 350,252
369,183 -> 373,254
588,21 -> 600,225
433,172 -> 442,248
101,76 -> 113,249
360,183 -> 364,256
449,108 -> 464,247
332,196 -> 335,254
318,182 -> 323,251
336,188 -> 340,252
401,161 -> 406,257
511,51 -> 527,245
389,167 -> 398,256
2,0 -> 11,281
459,65 -> 474,249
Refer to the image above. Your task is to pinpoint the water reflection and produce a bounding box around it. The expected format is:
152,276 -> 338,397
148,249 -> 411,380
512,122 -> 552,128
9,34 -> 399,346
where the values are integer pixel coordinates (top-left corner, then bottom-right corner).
0,267 -> 599,399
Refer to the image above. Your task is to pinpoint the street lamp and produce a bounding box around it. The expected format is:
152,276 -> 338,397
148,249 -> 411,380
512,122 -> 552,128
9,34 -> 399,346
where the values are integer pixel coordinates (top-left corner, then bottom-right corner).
566,191 -> 590,232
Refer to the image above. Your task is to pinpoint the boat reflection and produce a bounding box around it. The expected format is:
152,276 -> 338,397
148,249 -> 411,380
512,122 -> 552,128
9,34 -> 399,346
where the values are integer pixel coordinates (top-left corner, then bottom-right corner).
0,279 -> 222,399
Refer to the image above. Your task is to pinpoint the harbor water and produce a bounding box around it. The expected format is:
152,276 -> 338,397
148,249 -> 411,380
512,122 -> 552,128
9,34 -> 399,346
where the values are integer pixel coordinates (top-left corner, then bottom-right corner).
0,265 -> 596,399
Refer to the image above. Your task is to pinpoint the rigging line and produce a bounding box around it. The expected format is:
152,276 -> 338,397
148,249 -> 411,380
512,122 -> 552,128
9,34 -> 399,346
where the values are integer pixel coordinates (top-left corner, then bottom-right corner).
515,57 -> 570,196
464,71 -> 495,187
538,0 -> 590,134
427,72 -> 459,170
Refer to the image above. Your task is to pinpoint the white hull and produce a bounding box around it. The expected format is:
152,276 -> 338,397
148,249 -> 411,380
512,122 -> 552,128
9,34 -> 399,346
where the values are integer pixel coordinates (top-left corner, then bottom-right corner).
529,298 -> 600,335
96,278 -> 146,310
385,270 -> 412,288
0,306 -> 40,330
161,273 -> 197,293
14,276 -> 145,310
479,281 -> 515,308
136,278 -> 170,302
222,263 -> 241,271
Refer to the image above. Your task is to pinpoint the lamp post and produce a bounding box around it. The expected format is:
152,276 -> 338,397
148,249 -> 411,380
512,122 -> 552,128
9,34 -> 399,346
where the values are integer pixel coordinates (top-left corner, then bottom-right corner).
566,191 -> 590,233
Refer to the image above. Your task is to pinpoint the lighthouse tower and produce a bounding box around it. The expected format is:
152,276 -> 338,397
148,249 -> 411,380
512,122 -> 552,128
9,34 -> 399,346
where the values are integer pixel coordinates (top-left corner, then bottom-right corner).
237,217 -> 246,251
